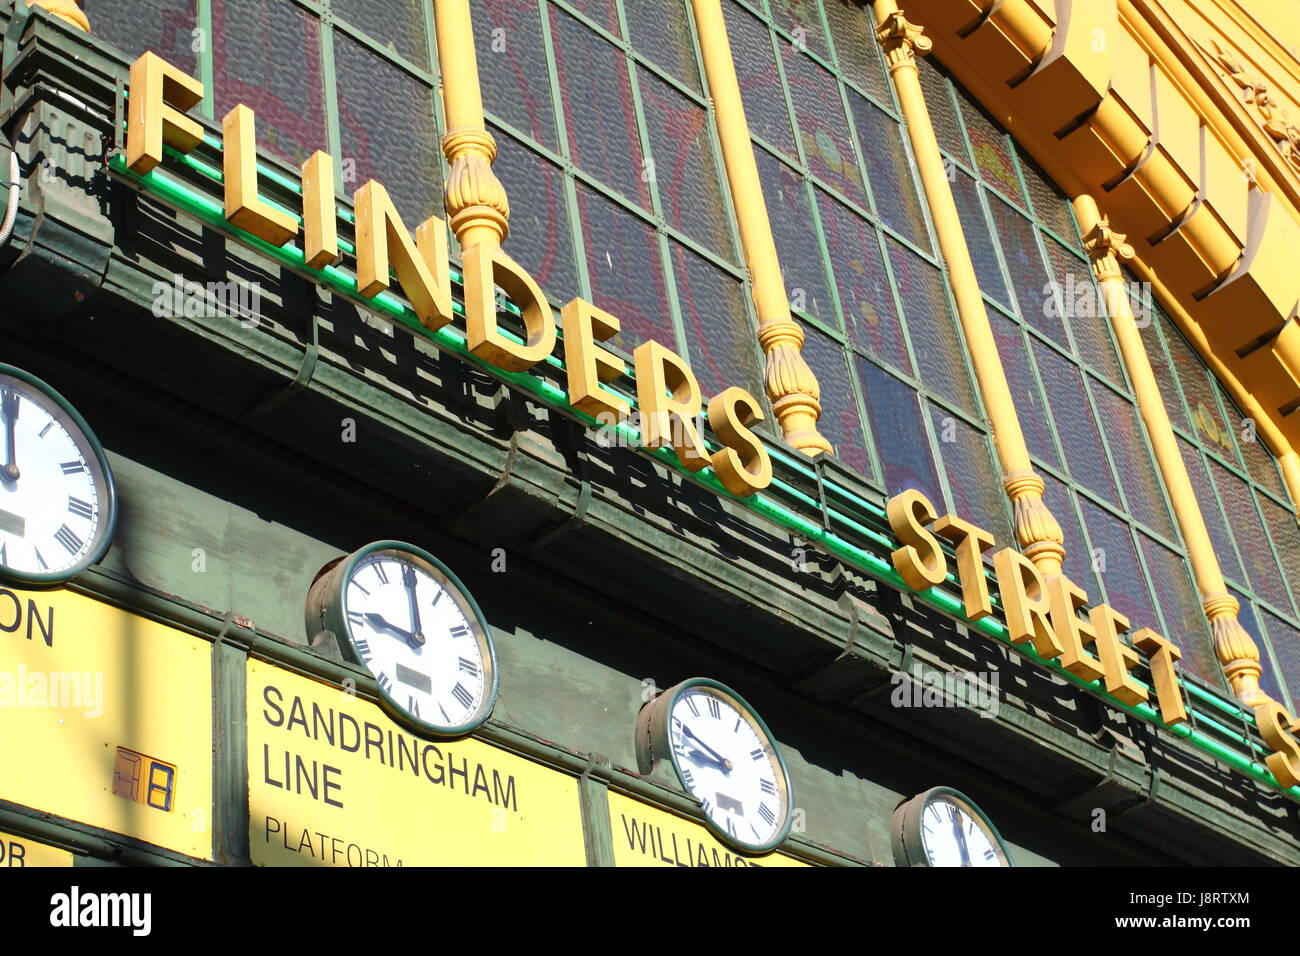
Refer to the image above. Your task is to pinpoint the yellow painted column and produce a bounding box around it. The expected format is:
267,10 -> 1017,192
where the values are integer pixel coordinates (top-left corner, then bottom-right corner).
688,0 -> 833,457
874,1 -> 1065,578
1075,194 -> 1269,707
25,0 -> 87,31
434,0 -> 509,252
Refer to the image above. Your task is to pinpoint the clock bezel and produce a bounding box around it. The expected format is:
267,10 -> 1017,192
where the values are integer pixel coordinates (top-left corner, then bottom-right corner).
308,540 -> 500,739
890,786 -> 1014,868
0,364 -> 118,588
637,676 -> 795,855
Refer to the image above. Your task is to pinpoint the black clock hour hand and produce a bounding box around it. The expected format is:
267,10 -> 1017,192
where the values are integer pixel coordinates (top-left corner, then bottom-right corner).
402,562 -> 424,643
364,612 -> 421,648
1,389 -> 18,482
682,724 -> 733,772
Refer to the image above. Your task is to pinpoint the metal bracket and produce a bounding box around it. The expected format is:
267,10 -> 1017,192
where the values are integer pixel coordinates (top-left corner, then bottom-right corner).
533,418 -> 593,548
244,313 -> 319,423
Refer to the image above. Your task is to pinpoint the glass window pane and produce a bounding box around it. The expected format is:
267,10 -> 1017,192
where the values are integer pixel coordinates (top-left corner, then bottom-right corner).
930,403 -> 1013,549
957,88 -> 1024,206
816,193 -> 909,373
1209,459 -> 1293,615
1161,314 -> 1242,466
1260,495 -> 1300,607
754,149 -> 835,325
1043,473 -> 1100,596
1146,319 -> 1193,434
672,243 -> 765,403
801,325 -> 871,475
332,0 -> 429,69
915,56 -> 966,162
95,0 -> 198,75
992,311 -> 1060,469
951,171 -> 1008,306
724,0 -> 796,157
858,360 -> 942,504
1043,238 -> 1125,385
1234,594 -> 1288,704
1137,533 -> 1219,686
213,0 -> 327,169
576,185 -> 674,351
1088,381 -> 1176,541
1177,439 -> 1245,585
492,129 -> 579,304
1079,500 -> 1160,646
887,241 -> 977,416
1033,342 -> 1120,504
639,69 -> 734,259
334,31 -> 439,224
625,0 -> 701,92
768,0 -> 830,59
476,0 -> 558,149
551,8 -> 650,208
1018,147 -> 1079,247
1261,610 -> 1300,714
565,0 -> 621,36
989,198 -> 1068,347
847,93 -> 929,250
783,50 -> 866,208
822,0 -> 890,105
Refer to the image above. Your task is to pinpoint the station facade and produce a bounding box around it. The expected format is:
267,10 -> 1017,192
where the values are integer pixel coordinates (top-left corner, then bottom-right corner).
0,0 -> 1297,865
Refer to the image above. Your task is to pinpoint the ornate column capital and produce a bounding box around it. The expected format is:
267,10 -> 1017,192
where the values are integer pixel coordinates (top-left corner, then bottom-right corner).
875,11 -> 931,72
1081,215 -> 1135,283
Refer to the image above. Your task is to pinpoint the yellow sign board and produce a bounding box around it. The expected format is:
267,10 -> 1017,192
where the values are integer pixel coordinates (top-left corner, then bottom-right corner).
247,659 -> 586,866
608,792 -> 810,867
0,587 -> 212,859
0,828 -> 73,867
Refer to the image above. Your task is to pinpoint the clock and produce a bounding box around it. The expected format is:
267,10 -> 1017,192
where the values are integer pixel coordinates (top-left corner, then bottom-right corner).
636,678 -> 794,854
0,364 -> 117,587
891,787 -> 1012,867
305,541 -> 499,737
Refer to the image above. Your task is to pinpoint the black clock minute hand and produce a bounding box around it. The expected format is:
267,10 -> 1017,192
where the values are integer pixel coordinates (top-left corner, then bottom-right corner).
402,563 -> 425,645
682,724 -> 733,772
2,389 -> 19,482
950,807 -> 971,867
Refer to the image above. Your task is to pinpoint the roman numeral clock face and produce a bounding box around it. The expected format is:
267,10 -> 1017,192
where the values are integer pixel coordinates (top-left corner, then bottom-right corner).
0,369 -> 115,585
663,681 -> 793,853
337,545 -> 498,736
892,788 -> 1012,868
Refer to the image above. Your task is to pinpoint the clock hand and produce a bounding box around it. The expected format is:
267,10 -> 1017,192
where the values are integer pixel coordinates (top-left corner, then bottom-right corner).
364,612 -> 423,649
1,389 -> 19,482
402,562 -> 425,644
681,724 -> 733,772
950,806 -> 971,867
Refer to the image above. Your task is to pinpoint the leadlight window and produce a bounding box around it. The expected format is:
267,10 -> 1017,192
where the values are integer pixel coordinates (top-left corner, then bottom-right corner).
1143,295 -> 1300,708
475,0 -> 765,404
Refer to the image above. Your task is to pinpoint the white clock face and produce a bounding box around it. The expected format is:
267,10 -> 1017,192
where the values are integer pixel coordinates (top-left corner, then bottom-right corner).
342,549 -> 494,732
920,797 -> 1008,867
0,374 -> 110,577
668,684 -> 791,850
